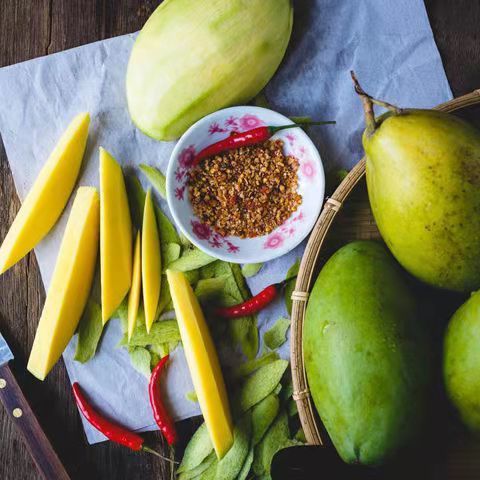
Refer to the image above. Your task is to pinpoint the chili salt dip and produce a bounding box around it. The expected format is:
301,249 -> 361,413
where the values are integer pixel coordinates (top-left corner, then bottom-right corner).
188,139 -> 302,238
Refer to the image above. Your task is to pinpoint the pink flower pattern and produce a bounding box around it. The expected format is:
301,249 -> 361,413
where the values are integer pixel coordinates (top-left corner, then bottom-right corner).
239,114 -> 265,131
175,186 -> 185,200
301,161 -> 316,179
191,220 -> 211,240
189,220 -> 239,253
179,145 -> 196,169
264,233 -> 284,250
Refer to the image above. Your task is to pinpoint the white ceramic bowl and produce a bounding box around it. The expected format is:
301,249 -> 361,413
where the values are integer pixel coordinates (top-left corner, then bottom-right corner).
166,106 -> 325,263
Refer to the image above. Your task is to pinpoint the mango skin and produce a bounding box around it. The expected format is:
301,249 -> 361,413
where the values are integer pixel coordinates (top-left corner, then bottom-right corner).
444,291 -> 480,433
304,241 -> 430,466
126,0 -> 293,140
365,109 -> 480,292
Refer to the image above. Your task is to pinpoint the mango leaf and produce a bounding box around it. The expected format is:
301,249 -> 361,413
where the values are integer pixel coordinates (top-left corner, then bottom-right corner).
252,394 -> 280,446
178,451 -> 216,480
119,320 -> 180,348
177,423 -> 213,473
229,263 -> 250,299
185,391 -> 198,403
128,347 -> 152,378
288,399 -> 298,417
163,242 -> 181,270
125,175 -> 146,229
240,360 -> 289,412
140,164 -> 166,199
279,374 -> 293,405
74,300 -> 103,363
237,446 -> 254,480
234,351 -> 279,378
253,411 -> 294,477
155,205 -> 180,246
216,413 -> 251,480
168,248 -> 216,272
241,263 -> 263,278
285,259 -> 300,316
264,318 -> 290,350
194,276 -> 231,304
198,460 -> 217,480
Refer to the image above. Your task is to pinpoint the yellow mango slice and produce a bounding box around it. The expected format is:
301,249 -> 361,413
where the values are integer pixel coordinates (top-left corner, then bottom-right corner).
166,269 -> 234,458
128,231 -> 142,341
142,189 -> 161,332
0,113 -> 90,274
99,148 -> 132,324
27,187 -> 100,380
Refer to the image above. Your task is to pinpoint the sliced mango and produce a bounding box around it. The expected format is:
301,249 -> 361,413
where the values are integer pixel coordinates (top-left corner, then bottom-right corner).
0,113 -> 90,274
99,148 -> 132,324
27,187 -> 100,380
142,189 -> 161,332
166,269 -> 234,458
128,231 -> 142,341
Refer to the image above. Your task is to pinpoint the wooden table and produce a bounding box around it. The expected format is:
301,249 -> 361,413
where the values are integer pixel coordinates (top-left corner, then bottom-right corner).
0,1 -> 479,479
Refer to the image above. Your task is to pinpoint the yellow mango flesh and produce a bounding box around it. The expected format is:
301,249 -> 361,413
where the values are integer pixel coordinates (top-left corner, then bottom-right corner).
142,189 -> 161,332
166,269 -> 233,458
27,187 -> 99,380
99,148 -> 132,323
128,231 -> 142,341
0,113 -> 90,274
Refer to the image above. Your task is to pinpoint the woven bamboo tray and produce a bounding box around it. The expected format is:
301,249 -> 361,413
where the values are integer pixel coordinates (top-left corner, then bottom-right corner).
290,88 -> 480,448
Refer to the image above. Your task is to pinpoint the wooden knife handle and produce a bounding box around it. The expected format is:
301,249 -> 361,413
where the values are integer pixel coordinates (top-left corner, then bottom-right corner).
0,364 -> 70,480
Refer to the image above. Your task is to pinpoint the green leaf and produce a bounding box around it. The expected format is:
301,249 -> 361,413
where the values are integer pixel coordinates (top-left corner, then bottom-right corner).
231,317 -> 259,360
128,347 -> 152,378
216,413 -> 252,480
116,298 -> 129,333
168,248 -> 216,272
125,175 -> 146,229
157,276 -> 172,317
120,320 -> 181,348
163,242 -> 181,270
179,233 -> 194,249
287,398 -> 298,417
184,269 -> 200,287
185,391 -> 198,403
264,318 -> 290,350
285,259 -> 300,316
241,263 -> 263,278
155,205 -> 180,245
294,428 -> 306,443
229,263 -> 250,300
236,446 -> 254,480
178,452 -> 216,480
140,164 -> 166,199
252,394 -> 280,446
194,276 -> 231,304
234,351 -> 279,378
239,360 -> 289,412
177,423 -> 213,473
74,301 -> 104,363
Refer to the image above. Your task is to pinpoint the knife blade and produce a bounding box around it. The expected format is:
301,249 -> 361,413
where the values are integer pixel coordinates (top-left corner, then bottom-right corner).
0,331 -> 70,480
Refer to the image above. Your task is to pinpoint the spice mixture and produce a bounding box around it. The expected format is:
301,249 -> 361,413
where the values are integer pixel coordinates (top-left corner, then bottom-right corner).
188,139 -> 302,238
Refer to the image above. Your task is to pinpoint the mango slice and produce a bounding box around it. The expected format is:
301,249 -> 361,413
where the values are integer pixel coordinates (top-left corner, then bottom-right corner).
142,189 -> 161,332
127,231 -> 142,341
0,113 -> 90,274
99,148 -> 132,324
166,269 -> 233,458
27,187 -> 100,380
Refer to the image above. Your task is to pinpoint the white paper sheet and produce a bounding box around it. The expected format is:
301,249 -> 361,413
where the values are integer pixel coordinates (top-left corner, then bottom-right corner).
0,0 -> 452,443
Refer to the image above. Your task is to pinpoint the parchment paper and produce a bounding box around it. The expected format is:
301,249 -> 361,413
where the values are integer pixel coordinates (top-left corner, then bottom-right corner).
0,0 -> 452,443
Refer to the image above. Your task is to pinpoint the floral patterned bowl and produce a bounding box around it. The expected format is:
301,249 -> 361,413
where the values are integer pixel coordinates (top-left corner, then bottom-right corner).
166,106 -> 325,263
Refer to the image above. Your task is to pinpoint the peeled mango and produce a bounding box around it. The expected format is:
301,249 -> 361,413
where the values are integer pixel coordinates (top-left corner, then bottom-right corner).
444,291 -> 480,433
126,0 -> 293,140
355,78 -> 480,292
304,241 -> 430,466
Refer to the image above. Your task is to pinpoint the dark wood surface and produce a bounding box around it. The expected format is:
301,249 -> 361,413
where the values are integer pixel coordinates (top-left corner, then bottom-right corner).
0,1 -> 479,479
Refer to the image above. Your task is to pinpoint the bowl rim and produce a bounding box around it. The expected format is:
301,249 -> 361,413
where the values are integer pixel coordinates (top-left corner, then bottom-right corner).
166,105 -> 325,264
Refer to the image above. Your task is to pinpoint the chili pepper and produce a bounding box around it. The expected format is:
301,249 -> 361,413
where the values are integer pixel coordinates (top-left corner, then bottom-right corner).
149,355 -> 177,446
192,120 -> 335,166
216,277 -> 297,318
72,382 -> 173,461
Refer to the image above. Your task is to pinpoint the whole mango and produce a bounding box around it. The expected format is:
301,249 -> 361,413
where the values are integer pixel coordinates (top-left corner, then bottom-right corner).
444,291 -> 480,433
304,241 -> 430,466
353,75 -> 480,292
126,0 -> 293,141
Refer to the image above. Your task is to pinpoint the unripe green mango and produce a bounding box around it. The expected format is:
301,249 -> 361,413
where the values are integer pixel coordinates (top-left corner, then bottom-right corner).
126,0 -> 293,141
444,291 -> 480,433
304,241 -> 430,466
364,108 -> 480,292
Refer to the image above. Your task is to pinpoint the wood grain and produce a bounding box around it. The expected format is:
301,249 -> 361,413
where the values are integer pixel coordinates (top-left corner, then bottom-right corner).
0,1 -> 480,479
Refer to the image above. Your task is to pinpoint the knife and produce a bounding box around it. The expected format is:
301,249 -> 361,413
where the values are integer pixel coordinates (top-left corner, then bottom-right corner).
0,332 -> 70,480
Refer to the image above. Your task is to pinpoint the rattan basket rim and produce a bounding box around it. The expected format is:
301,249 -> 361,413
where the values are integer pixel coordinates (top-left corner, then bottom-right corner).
290,88 -> 480,446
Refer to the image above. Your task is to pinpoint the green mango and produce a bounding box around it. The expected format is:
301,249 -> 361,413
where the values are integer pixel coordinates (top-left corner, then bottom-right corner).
444,291 -> 480,433
356,78 -> 480,291
126,0 -> 293,140
304,241 -> 430,466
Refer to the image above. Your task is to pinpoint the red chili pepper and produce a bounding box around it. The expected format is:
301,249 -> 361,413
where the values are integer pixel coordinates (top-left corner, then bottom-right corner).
216,277 -> 296,318
149,355 -> 177,446
192,120 -> 335,166
72,383 -> 173,461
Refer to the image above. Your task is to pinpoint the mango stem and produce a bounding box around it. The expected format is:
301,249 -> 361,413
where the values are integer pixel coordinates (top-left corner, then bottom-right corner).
350,71 -> 403,135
